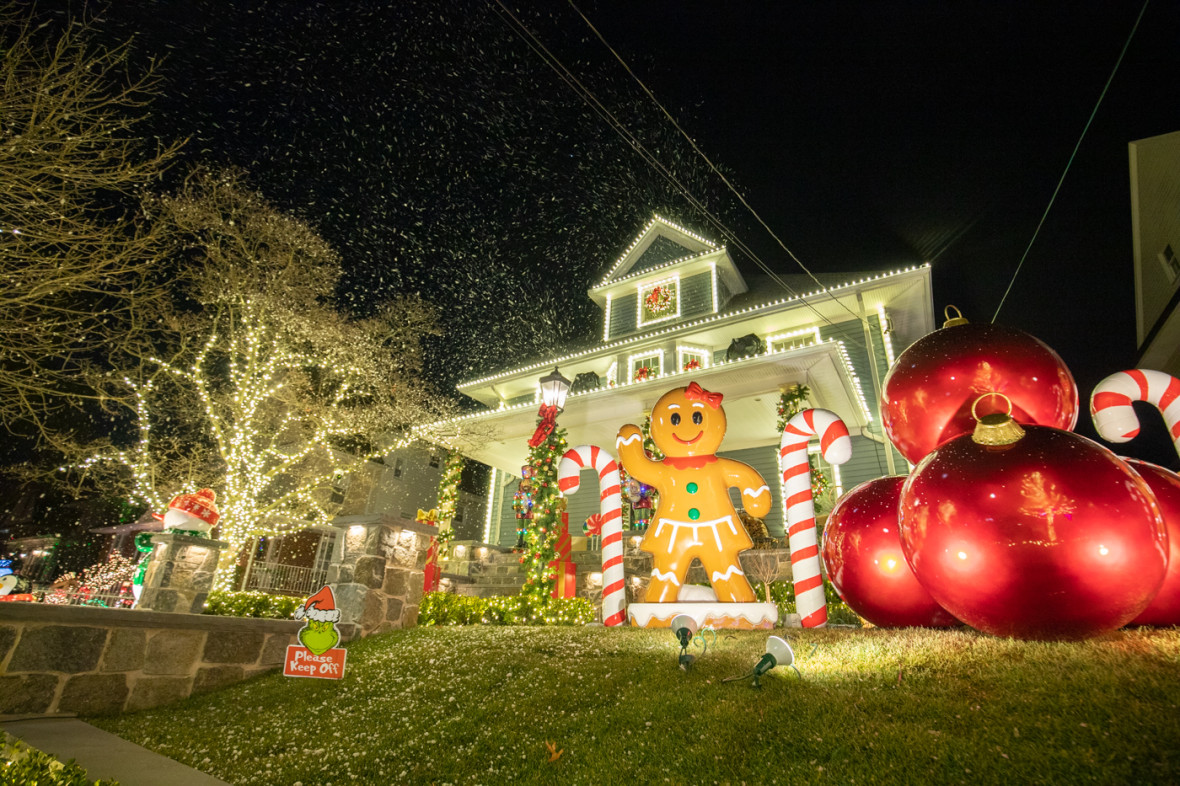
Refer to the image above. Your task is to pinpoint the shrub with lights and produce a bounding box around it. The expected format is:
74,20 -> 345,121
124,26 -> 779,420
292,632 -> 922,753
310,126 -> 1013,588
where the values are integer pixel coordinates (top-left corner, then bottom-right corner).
419,592 -> 593,626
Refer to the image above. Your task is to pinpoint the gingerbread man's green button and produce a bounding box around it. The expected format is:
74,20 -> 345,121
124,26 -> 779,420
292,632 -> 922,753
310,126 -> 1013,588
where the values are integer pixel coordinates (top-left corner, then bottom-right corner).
688,508 -> 700,520
686,482 -> 699,494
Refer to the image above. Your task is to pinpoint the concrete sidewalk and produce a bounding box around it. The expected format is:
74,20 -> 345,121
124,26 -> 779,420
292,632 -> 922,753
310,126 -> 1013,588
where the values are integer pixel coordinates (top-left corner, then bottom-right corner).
2,715 -> 230,786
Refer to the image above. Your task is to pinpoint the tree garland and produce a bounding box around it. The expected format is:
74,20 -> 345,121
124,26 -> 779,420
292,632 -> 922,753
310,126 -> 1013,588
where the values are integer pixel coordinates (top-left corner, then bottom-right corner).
518,419 -> 569,613
433,449 -> 464,558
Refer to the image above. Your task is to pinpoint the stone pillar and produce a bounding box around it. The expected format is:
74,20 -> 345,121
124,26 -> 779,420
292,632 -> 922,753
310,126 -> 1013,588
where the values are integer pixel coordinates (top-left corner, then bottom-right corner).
137,533 -> 226,614
327,514 -> 435,637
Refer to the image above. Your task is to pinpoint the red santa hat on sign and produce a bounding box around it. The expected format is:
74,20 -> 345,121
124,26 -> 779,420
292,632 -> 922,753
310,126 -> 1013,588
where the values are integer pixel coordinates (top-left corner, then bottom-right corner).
167,488 -> 221,528
295,585 -> 341,623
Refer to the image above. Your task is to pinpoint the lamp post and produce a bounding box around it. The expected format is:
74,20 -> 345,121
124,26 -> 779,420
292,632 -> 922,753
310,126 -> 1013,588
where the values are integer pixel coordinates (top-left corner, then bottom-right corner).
516,367 -> 572,558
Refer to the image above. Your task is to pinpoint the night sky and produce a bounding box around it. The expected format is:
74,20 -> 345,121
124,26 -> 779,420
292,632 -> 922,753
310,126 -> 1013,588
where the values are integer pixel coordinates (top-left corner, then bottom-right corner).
39,1 -> 1180,465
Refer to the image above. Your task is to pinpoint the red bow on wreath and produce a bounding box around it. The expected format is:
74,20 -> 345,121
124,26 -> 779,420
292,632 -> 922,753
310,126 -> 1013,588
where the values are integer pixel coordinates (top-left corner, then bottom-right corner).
527,404 -> 559,448
685,381 -> 723,408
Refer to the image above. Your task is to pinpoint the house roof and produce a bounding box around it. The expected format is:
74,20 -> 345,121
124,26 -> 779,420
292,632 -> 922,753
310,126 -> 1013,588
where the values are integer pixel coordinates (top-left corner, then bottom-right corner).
587,215 -> 747,307
455,263 -> 932,403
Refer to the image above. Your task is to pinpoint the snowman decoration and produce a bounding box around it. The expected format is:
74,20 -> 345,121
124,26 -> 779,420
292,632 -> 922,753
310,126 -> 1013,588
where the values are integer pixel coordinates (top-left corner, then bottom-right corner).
132,489 -> 220,604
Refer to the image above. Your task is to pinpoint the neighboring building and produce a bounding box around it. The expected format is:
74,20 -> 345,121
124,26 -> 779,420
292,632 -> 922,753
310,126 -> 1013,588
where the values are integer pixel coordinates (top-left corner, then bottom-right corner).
1129,130 -> 1180,376
430,215 -> 934,546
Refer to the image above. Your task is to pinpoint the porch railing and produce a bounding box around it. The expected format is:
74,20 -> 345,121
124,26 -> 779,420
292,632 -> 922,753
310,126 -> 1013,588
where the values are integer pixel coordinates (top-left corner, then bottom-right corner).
242,561 -> 328,597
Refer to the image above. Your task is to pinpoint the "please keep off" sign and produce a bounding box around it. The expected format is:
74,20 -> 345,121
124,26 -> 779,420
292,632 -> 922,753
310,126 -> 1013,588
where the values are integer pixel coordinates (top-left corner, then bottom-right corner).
283,645 -> 347,679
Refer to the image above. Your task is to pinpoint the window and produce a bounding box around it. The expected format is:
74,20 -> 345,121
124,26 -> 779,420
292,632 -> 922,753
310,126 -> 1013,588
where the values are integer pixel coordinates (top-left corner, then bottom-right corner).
1159,244 -> 1180,283
768,327 -> 821,353
637,275 -> 680,327
629,350 -> 663,382
677,345 -> 709,372
393,458 -> 404,478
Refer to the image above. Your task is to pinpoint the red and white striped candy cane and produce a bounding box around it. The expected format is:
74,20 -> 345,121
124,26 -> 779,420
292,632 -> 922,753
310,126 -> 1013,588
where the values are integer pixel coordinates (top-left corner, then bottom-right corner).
1091,369 -> 1180,459
558,445 -> 625,626
779,408 -> 853,628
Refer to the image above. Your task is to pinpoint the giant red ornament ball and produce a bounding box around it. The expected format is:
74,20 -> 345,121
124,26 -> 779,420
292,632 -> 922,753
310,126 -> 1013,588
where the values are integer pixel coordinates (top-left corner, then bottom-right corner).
1125,459 -> 1180,626
899,417 -> 1167,640
822,476 -> 959,628
880,310 -> 1079,464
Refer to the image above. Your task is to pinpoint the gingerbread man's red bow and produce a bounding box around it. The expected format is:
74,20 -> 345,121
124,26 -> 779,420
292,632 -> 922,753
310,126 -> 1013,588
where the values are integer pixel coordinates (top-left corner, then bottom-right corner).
685,381 -> 723,408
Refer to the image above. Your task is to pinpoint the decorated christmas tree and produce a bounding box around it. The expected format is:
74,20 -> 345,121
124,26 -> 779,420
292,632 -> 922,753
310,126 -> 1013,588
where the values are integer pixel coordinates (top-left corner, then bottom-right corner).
518,421 -> 569,610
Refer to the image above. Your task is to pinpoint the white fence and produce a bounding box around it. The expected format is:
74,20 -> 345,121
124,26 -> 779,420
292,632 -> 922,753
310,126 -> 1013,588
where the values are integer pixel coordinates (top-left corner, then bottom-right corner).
242,562 -> 328,597
40,585 -> 137,609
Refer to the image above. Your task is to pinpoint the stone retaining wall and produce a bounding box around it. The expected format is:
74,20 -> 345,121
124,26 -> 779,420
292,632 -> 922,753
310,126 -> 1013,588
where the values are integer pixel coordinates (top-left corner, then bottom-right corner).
0,603 -> 356,716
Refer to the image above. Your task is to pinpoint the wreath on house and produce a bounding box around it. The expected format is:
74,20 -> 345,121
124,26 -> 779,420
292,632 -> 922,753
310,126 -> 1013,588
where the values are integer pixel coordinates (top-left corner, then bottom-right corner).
644,285 -> 674,316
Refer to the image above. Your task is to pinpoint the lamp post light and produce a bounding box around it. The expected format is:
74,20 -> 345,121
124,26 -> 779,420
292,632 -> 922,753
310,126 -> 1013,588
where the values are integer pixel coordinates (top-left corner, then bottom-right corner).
538,366 -> 572,412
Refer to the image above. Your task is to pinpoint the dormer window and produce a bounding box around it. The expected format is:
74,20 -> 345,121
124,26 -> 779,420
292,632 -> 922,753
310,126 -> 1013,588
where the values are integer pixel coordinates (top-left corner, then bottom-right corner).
637,276 -> 680,328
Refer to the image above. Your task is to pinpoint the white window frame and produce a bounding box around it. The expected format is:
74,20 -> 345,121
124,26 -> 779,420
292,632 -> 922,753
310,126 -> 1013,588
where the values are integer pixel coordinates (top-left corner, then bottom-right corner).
636,274 -> 681,328
767,327 -> 821,353
629,350 -> 664,382
677,344 -> 710,373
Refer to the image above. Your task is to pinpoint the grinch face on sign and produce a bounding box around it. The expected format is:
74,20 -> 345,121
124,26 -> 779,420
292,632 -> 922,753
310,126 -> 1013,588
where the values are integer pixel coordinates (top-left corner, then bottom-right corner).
164,508 -> 211,534
299,619 -> 340,656
650,385 -> 727,458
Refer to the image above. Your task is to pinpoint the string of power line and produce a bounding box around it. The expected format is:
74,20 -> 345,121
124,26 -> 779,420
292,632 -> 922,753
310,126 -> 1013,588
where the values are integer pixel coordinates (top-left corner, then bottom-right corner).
567,0 -> 871,329
488,0 -> 873,348
990,0 -> 1148,322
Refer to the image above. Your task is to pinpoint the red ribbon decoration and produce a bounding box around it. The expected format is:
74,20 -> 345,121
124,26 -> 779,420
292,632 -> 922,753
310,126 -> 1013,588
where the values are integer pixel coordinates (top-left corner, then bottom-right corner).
527,404 -> 559,448
685,381 -> 723,408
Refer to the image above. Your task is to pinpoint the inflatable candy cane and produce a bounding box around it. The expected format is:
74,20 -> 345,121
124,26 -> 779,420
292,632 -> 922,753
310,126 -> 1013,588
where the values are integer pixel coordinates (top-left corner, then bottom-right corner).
558,445 -> 626,626
1091,369 -> 1180,459
779,409 -> 852,628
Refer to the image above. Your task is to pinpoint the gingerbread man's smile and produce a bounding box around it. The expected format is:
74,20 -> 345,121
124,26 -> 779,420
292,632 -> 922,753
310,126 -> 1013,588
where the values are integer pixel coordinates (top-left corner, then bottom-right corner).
672,431 -> 703,444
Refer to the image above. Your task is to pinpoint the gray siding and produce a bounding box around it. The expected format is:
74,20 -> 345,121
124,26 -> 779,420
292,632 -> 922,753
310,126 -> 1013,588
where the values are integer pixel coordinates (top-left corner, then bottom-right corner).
816,317 -> 908,471
609,291 -> 637,339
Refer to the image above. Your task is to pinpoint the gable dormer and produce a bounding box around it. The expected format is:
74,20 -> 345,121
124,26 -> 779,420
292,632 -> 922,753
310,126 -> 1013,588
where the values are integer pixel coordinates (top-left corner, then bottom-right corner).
589,216 -> 748,342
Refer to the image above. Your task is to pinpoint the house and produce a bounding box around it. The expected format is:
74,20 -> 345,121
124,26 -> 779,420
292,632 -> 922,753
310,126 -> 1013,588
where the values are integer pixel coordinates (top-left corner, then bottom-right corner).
429,215 -> 934,545
1129,130 -> 1180,376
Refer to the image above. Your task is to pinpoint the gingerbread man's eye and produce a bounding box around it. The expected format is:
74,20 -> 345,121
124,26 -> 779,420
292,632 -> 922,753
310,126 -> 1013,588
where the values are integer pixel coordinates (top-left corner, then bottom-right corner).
692,411 -> 703,425
670,413 -> 681,425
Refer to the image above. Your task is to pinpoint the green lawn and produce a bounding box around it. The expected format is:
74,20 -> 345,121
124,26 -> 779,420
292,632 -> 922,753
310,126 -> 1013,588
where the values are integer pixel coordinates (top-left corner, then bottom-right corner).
92,626 -> 1180,785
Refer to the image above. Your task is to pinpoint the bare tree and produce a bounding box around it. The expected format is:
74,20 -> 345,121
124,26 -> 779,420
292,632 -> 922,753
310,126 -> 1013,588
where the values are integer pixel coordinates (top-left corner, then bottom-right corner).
70,169 -> 455,589
0,8 -> 183,438
742,549 -> 786,602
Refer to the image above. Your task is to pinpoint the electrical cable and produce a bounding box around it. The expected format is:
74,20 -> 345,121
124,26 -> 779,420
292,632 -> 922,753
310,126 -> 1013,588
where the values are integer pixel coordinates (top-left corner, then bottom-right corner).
488,0 -> 873,355
567,0 -> 870,328
991,0 -> 1149,322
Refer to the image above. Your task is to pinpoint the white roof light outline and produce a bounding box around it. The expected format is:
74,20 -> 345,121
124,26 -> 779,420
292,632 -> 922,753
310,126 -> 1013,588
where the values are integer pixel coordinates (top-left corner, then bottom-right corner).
427,337 -> 876,432
597,215 -> 719,287
591,248 -> 721,291
458,264 -> 929,389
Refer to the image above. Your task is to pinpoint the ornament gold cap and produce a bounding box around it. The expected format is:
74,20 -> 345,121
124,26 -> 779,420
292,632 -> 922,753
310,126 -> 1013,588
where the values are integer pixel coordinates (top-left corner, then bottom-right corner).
942,305 -> 970,328
971,393 -> 1025,446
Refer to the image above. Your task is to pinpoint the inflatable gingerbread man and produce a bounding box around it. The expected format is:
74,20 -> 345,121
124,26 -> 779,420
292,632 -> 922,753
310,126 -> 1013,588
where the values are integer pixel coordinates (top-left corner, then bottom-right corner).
617,382 -> 772,603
